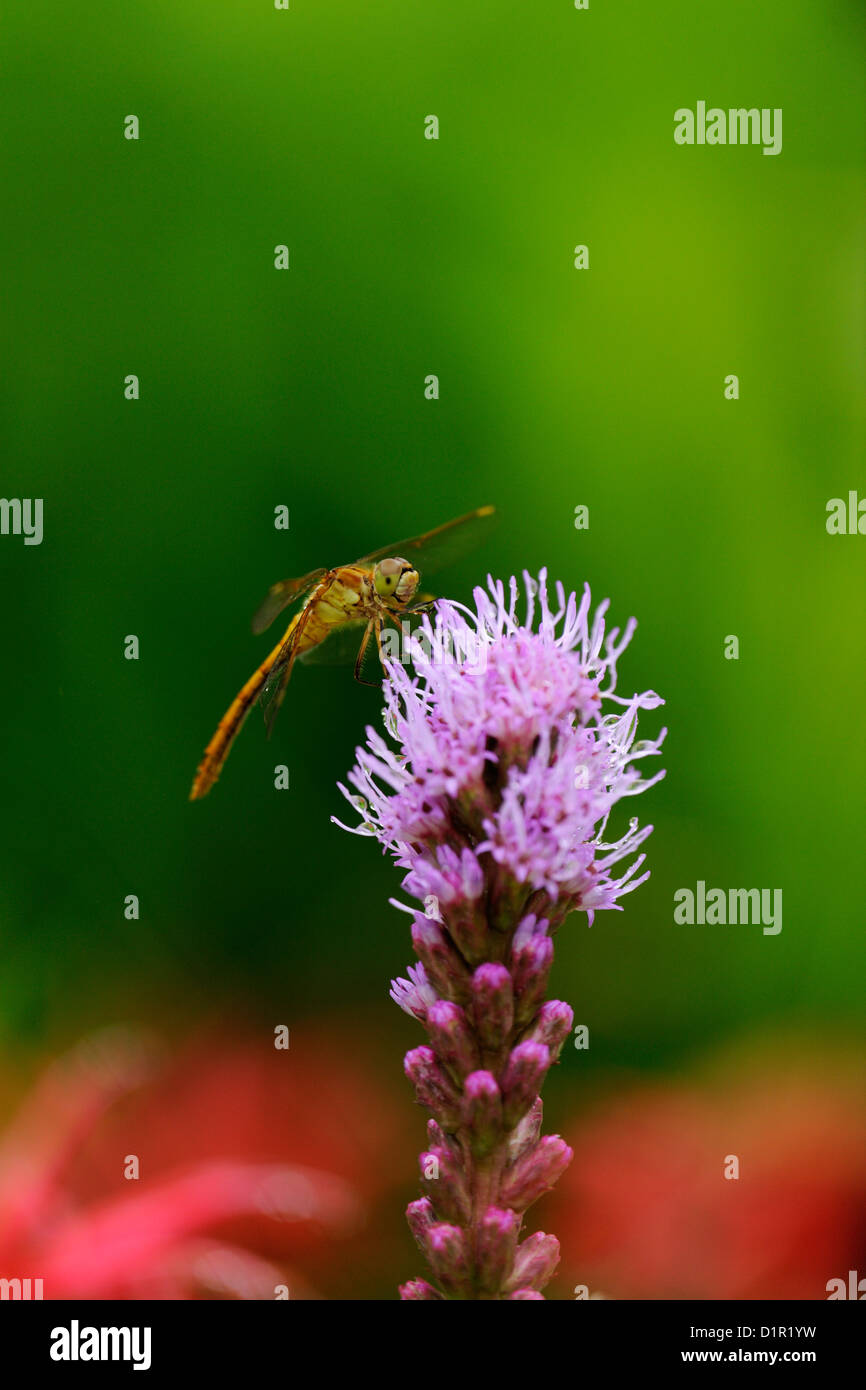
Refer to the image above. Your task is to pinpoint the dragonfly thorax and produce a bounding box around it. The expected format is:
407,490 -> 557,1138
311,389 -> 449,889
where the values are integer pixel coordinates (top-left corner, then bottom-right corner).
373,556 -> 420,606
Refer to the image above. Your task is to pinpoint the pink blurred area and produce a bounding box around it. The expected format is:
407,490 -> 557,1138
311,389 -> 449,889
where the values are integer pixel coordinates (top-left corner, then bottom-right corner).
548,1036 -> 866,1300
6,1023 -> 861,1302
0,1020 -> 410,1300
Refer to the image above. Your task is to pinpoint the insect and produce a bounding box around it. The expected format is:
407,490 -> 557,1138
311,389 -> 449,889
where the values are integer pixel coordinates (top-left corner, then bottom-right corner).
189,505 -> 496,800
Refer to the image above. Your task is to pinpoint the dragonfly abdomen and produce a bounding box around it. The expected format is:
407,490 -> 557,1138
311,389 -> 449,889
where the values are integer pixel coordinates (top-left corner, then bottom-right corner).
189,625 -> 297,800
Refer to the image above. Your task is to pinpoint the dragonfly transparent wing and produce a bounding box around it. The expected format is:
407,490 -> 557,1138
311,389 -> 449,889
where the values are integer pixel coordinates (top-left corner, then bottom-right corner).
259,658 -> 290,735
354,505 -> 496,579
297,617 -> 370,666
257,601 -> 321,736
251,568 -> 327,635
300,616 -> 409,683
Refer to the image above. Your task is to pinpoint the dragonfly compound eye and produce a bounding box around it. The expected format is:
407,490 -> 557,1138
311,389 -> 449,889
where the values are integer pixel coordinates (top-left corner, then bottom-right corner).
395,566 -> 420,603
374,557 -> 402,597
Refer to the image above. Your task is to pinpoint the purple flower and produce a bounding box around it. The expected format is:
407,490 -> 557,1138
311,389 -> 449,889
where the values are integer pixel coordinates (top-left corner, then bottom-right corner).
335,571 -> 665,1299
389,963 -> 438,1022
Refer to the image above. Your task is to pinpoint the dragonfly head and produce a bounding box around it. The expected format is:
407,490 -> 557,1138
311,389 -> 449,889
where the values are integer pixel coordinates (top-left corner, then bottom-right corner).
373,556 -> 420,607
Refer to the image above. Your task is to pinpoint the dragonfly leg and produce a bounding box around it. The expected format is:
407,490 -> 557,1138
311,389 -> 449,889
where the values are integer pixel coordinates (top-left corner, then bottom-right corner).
353,620 -> 378,686
375,618 -> 392,662
374,613 -> 413,671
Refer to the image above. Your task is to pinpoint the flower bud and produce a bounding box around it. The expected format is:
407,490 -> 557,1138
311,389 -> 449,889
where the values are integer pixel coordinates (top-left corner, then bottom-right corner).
501,1134 -> 574,1212
404,1045 -> 461,1130
411,917 -> 472,1005
511,913 -> 546,952
426,1117 -> 458,1153
406,1197 -> 436,1250
471,963 -> 514,1050
419,1146 -> 471,1224
400,1278 -> 443,1300
475,1205 -> 520,1295
426,1000 -> 480,1081
520,1000 -> 574,1061
501,1041 -> 551,1128
462,1070 -> 503,1155
504,1232 -> 560,1293
511,932 -> 554,1027
507,1096 -> 544,1163
445,901 -> 490,966
425,1222 -> 471,1297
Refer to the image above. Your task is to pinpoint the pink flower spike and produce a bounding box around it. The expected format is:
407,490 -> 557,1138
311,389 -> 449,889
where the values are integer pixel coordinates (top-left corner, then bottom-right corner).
337,571 -> 664,1298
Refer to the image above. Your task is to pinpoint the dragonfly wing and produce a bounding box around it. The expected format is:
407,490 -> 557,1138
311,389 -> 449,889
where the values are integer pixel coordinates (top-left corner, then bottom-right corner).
298,617 -> 370,666
251,568 -> 327,635
258,603 -> 318,737
259,658 -> 292,738
354,505 -> 496,579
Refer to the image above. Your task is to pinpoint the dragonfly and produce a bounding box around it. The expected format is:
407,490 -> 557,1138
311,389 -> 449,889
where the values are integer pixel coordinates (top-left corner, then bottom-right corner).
189,504 -> 496,800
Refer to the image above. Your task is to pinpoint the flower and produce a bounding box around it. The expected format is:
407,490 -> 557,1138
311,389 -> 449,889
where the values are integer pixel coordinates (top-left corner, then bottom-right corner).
336,571 -> 665,1298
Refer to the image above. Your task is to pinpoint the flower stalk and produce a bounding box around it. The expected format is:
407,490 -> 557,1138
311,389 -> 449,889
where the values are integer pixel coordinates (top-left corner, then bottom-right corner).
336,571 -> 666,1298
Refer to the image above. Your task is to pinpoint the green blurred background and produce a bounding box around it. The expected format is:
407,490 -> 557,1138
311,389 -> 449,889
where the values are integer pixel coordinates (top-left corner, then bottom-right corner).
1,0 -> 864,1292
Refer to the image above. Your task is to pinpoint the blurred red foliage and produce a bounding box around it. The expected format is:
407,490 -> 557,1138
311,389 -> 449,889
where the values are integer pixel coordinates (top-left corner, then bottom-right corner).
549,1039 -> 866,1300
0,1021 -> 409,1299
